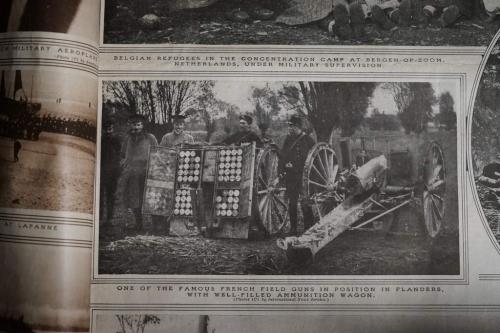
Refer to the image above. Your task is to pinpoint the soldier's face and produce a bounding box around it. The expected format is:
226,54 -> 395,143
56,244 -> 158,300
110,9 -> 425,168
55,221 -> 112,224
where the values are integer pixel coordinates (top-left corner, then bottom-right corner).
239,120 -> 250,131
173,120 -> 185,134
288,124 -> 301,136
104,125 -> 114,134
130,121 -> 143,134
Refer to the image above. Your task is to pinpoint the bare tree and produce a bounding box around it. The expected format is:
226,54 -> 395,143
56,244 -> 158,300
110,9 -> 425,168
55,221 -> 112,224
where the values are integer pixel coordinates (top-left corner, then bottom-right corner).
250,85 -> 280,137
279,82 -> 376,141
116,315 -> 160,333
104,80 -> 201,127
383,82 -> 436,134
104,81 -> 141,115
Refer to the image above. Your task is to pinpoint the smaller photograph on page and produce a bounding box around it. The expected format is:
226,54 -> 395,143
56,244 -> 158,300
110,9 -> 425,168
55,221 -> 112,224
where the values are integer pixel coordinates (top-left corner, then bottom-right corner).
471,35 -> 500,249
0,69 -> 97,214
92,313 -> 500,333
0,243 -> 91,333
102,0 -> 500,46
0,0 -> 100,42
97,79 -> 460,276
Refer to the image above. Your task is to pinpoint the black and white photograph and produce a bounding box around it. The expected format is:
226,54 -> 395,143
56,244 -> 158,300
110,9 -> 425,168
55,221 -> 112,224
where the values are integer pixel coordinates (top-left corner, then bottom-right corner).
97,78 -> 460,275
93,313 -> 500,333
471,37 -> 500,247
0,0 -> 100,41
103,0 -> 500,46
0,69 -> 97,213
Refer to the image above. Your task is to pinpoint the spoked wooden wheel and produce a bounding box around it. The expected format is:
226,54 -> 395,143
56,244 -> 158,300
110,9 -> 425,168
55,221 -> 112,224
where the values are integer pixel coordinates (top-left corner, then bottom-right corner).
422,142 -> 446,238
255,144 -> 289,235
302,142 -> 340,221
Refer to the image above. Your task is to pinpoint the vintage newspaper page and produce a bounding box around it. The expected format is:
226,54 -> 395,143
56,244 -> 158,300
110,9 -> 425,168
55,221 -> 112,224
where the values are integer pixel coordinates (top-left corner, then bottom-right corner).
92,0 -> 500,332
0,0 -> 100,331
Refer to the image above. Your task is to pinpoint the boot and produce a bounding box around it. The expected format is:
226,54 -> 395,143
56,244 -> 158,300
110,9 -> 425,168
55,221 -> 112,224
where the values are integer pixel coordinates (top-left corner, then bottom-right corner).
349,2 -> 366,40
398,0 -> 412,26
332,3 -> 352,40
371,5 -> 396,31
439,5 -> 460,27
133,209 -> 143,232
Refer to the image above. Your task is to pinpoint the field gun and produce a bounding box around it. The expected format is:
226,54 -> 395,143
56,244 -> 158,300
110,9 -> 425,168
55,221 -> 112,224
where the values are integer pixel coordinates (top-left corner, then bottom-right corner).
277,141 -> 447,262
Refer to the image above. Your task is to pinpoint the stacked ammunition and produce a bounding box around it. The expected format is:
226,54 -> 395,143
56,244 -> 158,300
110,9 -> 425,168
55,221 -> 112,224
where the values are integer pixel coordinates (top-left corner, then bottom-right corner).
214,189 -> 240,217
174,149 -> 201,217
217,148 -> 243,183
145,188 -> 169,211
176,150 -> 201,183
173,188 -> 194,216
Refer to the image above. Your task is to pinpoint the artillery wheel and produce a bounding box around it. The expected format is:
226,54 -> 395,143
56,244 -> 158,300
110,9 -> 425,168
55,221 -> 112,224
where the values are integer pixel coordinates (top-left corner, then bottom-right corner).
302,142 -> 340,222
255,144 -> 289,235
422,142 -> 446,238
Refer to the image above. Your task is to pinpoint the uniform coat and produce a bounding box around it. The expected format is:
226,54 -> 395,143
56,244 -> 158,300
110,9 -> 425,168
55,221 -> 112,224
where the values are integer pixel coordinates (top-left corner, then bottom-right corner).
160,131 -> 194,146
278,132 -> 316,189
120,131 -> 158,209
223,130 -> 263,147
279,132 -> 316,233
100,132 -> 121,221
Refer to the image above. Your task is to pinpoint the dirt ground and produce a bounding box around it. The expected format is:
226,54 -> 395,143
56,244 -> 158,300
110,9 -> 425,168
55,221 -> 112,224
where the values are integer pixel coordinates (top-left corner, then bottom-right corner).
0,133 -> 96,214
104,2 -> 500,46
98,212 -> 459,275
98,130 -> 460,275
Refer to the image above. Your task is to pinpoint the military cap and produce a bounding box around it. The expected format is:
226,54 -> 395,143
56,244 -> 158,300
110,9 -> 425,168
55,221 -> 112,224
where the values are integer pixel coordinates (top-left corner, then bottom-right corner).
288,115 -> 302,127
239,114 -> 253,125
172,114 -> 187,122
128,113 -> 146,123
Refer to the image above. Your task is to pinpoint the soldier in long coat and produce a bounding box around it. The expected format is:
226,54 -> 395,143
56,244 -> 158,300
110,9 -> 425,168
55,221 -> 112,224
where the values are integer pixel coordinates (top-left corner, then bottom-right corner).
278,115 -> 316,235
152,114 -> 194,234
100,119 -> 121,227
120,114 -> 158,231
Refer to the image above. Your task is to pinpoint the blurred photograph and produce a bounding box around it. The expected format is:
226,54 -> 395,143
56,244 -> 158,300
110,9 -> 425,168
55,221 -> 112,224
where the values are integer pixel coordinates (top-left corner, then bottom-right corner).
93,313 -> 500,333
1,0 -> 100,41
471,37 -> 500,247
0,69 -> 97,214
103,0 -> 500,46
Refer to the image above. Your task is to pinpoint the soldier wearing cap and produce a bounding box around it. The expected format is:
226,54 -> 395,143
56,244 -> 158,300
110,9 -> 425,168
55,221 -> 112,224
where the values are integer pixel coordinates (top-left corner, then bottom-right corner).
223,114 -> 263,147
278,115 -> 316,235
100,117 -> 121,227
120,114 -> 158,231
150,114 -> 194,234
160,114 -> 195,147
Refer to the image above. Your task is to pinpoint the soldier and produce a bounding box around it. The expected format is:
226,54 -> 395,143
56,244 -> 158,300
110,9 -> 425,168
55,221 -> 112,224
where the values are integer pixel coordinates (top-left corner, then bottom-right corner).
222,114 -> 263,147
278,115 -> 316,236
120,114 -> 158,231
151,114 -> 194,234
393,0 -> 473,27
160,114 -> 195,146
13,139 -> 21,162
100,119 -> 121,228
356,149 -> 369,168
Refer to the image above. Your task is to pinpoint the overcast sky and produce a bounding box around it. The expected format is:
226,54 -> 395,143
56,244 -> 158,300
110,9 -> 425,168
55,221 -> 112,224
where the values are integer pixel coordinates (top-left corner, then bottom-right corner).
2,69 -> 97,121
213,80 -> 459,117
